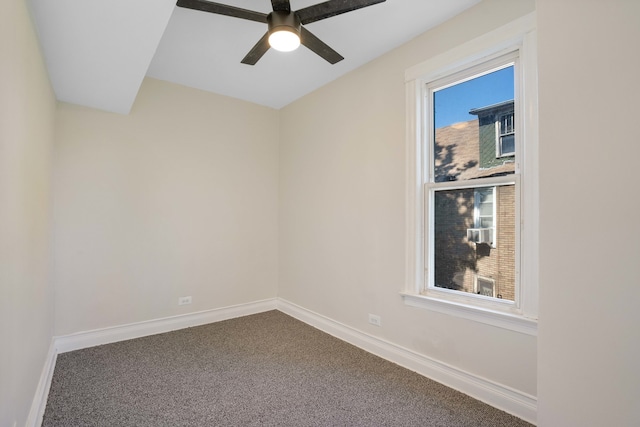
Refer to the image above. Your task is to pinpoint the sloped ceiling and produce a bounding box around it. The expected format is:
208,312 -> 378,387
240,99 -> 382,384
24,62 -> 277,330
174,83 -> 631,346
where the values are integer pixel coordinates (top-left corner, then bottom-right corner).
29,0 -> 479,113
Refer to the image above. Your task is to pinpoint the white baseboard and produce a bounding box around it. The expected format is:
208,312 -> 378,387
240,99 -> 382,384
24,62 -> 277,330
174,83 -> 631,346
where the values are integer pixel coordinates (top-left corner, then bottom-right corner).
26,339 -> 57,427
54,298 -> 278,353
277,298 -> 537,425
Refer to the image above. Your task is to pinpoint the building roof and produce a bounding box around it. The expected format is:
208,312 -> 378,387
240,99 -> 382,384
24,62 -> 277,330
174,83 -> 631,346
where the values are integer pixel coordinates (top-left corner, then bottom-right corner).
469,100 -> 515,116
434,119 -> 515,182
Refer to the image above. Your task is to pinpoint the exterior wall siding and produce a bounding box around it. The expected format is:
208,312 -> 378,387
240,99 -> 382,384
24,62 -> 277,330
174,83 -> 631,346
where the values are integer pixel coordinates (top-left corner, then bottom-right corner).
478,116 -> 499,168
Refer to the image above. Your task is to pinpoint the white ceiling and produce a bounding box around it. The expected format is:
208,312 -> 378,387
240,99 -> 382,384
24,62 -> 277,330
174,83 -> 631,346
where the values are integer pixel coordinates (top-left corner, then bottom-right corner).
29,0 -> 479,113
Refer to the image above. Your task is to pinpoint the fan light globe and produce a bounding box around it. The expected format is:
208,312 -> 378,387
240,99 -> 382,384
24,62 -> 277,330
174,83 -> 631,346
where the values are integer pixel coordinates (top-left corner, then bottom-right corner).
268,30 -> 300,52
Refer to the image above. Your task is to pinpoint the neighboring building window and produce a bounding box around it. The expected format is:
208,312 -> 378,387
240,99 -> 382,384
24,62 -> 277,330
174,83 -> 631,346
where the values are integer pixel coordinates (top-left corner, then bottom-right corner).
476,276 -> 496,298
472,186 -> 495,246
403,16 -> 539,331
474,186 -> 494,229
498,113 -> 515,156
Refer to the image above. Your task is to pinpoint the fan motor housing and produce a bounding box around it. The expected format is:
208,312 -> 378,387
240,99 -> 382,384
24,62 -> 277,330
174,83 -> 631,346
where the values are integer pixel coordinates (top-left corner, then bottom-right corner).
268,10 -> 301,37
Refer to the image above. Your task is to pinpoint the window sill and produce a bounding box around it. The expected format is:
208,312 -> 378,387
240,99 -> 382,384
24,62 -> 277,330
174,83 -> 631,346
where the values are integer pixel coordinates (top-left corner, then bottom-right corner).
400,292 -> 537,336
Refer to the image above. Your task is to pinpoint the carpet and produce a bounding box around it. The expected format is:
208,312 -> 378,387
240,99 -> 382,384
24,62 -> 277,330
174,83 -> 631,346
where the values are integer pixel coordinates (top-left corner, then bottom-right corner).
42,310 -> 532,426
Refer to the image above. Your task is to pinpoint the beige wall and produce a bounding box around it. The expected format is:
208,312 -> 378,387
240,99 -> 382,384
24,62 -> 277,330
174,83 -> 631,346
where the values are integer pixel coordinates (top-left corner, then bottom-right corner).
53,78 -> 279,335
0,1 -> 56,425
537,0 -> 640,425
279,0 -> 537,399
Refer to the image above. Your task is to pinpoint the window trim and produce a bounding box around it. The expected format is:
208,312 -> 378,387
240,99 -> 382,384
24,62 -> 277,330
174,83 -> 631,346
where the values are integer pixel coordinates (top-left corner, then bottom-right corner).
403,13 -> 538,335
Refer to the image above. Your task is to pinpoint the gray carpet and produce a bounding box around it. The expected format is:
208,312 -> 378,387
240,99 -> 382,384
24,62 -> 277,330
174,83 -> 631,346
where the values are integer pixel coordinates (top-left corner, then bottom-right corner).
43,310 -> 532,426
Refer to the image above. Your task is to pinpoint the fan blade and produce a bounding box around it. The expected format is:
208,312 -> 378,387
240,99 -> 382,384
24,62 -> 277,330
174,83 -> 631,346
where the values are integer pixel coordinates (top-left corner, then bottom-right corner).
176,0 -> 267,23
300,27 -> 343,64
241,32 -> 271,65
271,0 -> 291,12
296,0 -> 385,25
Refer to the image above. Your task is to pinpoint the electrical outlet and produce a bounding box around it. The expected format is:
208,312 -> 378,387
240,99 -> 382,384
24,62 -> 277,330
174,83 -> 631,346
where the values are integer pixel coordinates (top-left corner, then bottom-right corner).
368,314 -> 382,327
178,296 -> 192,306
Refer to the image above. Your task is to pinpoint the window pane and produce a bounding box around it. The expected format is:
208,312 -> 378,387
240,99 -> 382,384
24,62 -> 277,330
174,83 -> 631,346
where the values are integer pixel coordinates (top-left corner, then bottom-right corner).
500,114 -> 514,134
478,218 -> 492,228
479,203 -> 493,216
480,190 -> 493,203
500,134 -> 515,155
433,66 -> 515,183
433,184 -> 516,301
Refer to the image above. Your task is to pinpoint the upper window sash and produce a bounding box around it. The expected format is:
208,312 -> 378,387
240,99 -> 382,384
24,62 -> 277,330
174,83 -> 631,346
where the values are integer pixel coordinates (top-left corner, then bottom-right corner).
426,51 -> 520,185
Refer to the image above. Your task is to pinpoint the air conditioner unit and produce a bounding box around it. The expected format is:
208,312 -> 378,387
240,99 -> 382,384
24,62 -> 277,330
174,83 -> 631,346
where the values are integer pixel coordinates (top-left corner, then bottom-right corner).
467,228 -> 493,244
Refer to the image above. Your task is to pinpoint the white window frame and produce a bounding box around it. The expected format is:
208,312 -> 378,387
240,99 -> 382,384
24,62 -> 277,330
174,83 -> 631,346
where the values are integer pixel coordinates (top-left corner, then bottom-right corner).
402,13 -> 538,335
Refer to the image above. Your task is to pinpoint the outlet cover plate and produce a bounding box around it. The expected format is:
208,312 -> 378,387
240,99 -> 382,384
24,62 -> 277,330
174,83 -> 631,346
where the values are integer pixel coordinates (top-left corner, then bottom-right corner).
368,314 -> 382,326
178,296 -> 192,305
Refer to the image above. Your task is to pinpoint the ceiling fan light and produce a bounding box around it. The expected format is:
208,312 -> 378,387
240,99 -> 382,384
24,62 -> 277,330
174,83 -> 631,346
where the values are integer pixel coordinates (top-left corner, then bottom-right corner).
268,29 -> 300,52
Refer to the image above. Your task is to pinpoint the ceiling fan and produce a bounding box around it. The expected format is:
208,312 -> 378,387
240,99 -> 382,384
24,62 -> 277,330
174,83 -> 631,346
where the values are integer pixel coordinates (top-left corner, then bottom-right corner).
176,0 -> 387,65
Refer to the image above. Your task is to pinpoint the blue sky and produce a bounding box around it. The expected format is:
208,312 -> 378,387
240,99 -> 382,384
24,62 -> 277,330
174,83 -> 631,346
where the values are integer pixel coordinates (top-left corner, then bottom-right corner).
434,66 -> 514,128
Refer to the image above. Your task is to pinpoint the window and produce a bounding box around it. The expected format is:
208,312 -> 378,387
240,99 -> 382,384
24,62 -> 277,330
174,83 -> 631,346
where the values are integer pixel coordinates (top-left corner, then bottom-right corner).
403,14 -> 538,334
498,113 -> 515,156
474,186 -> 495,245
429,57 -> 516,303
476,276 -> 496,298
